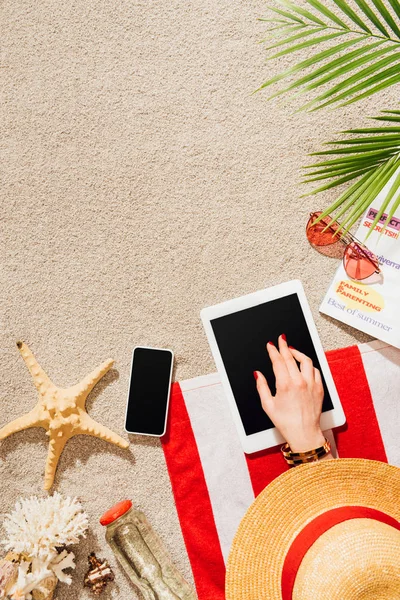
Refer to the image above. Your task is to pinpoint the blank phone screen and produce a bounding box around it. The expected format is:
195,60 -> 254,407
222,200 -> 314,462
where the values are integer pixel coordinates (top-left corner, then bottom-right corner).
125,347 -> 173,436
210,293 -> 333,436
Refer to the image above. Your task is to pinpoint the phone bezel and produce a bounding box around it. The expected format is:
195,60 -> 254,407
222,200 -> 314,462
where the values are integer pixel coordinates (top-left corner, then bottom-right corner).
124,346 -> 174,437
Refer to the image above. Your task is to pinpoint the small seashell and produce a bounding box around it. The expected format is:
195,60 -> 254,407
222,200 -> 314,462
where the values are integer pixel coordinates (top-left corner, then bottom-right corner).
31,574 -> 58,600
0,557 -> 18,598
84,553 -> 115,595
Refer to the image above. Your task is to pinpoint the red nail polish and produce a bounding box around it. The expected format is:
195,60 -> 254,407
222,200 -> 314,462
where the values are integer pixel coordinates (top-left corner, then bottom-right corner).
289,345 -> 295,349
253,371 -> 258,380
281,334 -> 287,342
267,341 -> 275,347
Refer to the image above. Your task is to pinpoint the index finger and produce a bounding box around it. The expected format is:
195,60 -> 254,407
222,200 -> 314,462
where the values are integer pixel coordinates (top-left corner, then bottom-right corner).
266,341 -> 290,388
278,334 -> 302,380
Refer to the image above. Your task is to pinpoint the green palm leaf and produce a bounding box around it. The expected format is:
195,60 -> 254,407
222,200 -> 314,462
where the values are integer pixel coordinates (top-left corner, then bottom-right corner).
304,112 -> 400,236
259,0 -> 400,109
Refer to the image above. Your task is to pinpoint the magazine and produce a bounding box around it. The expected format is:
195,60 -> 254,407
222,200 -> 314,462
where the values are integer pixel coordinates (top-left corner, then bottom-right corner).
320,187 -> 400,349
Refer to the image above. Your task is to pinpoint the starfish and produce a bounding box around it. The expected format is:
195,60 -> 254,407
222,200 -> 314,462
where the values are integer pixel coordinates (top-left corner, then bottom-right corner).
0,342 -> 129,490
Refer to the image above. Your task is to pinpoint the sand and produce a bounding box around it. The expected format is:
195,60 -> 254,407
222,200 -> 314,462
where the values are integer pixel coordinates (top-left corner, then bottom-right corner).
2,0 -> 395,597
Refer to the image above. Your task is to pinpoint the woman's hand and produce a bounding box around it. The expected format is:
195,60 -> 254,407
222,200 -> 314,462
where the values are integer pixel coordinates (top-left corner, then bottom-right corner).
254,334 -> 326,453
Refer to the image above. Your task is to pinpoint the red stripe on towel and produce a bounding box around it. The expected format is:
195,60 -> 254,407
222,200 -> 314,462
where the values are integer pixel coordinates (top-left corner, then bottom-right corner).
161,383 -> 226,600
245,446 -> 289,498
326,346 -> 387,463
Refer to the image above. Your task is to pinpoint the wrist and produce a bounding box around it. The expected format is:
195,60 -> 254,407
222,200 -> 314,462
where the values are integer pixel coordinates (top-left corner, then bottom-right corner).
285,430 -> 325,453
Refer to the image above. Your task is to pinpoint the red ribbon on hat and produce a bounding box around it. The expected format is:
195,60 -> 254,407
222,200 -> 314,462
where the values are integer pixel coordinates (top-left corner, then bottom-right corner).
281,506 -> 400,600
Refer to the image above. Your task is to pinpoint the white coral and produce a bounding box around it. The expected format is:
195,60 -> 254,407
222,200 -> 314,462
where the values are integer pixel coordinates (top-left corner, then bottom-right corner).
1,494 -> 88,600
2,493 -> 88,560
47,550 -> 75,585
7,562 -> 51,600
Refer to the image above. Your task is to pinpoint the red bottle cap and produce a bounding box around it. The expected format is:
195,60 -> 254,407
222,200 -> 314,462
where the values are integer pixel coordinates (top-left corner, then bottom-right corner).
100,500 -> 133,526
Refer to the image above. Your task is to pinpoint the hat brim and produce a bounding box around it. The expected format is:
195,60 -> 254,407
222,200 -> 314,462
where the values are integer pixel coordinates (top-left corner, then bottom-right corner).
226,458 -> 400,600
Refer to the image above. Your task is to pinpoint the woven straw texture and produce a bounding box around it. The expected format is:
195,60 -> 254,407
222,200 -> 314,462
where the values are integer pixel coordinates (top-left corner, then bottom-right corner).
226,459 -> 400,600
293,520 -> 400,599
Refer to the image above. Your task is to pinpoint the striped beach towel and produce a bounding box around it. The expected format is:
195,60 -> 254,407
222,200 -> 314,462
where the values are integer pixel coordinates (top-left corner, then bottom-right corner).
161,340 -> 400,600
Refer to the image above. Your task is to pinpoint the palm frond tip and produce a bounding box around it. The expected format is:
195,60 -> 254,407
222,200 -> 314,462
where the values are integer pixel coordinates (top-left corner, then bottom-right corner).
260,0 -> 400,109
305,112 -> 400,237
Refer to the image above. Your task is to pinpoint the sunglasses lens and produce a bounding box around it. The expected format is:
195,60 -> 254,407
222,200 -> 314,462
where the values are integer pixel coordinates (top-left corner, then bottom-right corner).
306,212 -> 344,258
343,243 -> 379,281
306,212 -> 341,247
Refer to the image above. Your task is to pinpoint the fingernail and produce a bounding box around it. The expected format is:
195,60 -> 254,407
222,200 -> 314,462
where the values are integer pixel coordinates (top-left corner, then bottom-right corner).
253,371 -> 258,380
289,345 -> 295,349
281,334 -> 287,342
267,341 -> 275,347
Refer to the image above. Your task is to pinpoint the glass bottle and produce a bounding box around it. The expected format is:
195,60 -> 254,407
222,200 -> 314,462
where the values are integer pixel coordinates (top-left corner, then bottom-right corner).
100,500 -> 197,600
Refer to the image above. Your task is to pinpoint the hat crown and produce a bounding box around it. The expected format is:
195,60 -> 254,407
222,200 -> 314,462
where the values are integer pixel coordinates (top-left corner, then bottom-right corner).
226,459 -> 400,600
292,518 -> 400,600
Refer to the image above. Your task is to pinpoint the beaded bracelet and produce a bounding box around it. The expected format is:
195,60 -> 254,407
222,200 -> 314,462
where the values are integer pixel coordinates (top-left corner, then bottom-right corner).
281,438 -> 331,466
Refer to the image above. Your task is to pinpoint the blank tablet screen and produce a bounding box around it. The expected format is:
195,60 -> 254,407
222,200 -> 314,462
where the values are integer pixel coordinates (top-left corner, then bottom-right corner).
210,293 -> 334,436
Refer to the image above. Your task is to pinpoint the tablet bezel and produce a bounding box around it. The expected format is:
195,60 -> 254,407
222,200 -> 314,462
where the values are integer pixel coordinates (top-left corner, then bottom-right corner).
200,280 -> 346,453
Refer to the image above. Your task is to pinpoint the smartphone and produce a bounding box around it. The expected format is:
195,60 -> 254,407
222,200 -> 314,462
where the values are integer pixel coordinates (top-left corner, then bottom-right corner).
125,346 -> 174,437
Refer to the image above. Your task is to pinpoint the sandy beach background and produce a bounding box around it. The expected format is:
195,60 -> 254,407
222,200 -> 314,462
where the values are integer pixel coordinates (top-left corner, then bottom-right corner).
1,0 -> 394,597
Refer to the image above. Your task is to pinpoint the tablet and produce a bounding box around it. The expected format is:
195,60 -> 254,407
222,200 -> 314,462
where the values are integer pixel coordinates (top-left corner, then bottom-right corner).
201,280 -> 346,453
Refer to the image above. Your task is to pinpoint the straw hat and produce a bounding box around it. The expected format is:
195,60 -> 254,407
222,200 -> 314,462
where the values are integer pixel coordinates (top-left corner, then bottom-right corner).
226,459 -> 400,600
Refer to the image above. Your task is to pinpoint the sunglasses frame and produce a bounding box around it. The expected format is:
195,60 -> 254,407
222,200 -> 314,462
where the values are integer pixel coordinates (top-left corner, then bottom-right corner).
307,212 -> 381,281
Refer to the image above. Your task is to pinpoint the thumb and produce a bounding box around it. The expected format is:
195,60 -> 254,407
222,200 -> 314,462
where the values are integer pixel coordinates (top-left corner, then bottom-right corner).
254,370 -> 273,413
